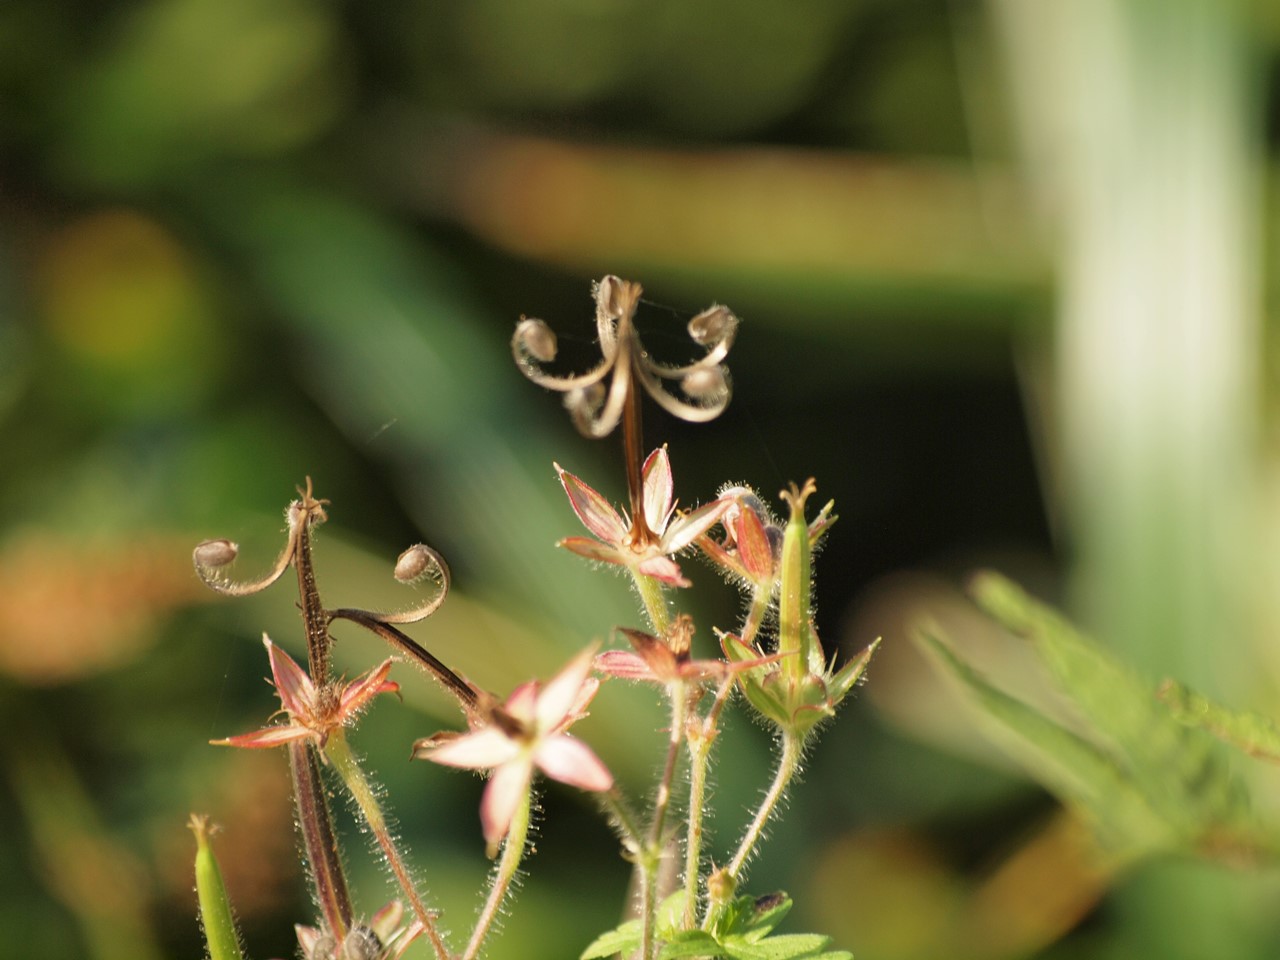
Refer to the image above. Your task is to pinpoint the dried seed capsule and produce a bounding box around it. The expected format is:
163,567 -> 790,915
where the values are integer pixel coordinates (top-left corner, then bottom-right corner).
194,539 -> 239,569
394,544 -> 440,583
514,317 -> 557,363
682,366 -> 727,400
688,305 -> 734,345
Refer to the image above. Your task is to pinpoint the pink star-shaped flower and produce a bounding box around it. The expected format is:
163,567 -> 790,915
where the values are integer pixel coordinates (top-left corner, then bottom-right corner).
212,635 -> 399,751
556,446 -> 731,587
413,647 -> 613,852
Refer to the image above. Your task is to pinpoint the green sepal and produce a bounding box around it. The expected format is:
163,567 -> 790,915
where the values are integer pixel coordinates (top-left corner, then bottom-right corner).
828,638 -> 880,705
189,814 -> 245,960
722,632 -> 792,727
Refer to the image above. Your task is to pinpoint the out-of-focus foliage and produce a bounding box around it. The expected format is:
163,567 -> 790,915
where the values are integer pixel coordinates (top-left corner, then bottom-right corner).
3,0 -> 1280,959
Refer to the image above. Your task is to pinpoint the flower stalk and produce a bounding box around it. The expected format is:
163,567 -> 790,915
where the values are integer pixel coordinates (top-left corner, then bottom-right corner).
323,730 -> 450,960
463,790 -> 533,960
288,740 -> 354,942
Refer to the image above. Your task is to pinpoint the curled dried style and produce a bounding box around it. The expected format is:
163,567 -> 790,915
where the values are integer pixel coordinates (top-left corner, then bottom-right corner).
513,275 -> 737,547
192,478 -> 477,711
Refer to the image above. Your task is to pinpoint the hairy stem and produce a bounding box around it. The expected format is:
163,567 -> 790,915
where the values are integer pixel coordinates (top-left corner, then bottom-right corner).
599,786 -> 645,850
288,741 -> 352,940
704,730 -> 802,927
463,791 -> 532,960
323,731 -> 450,960
682,676 -> 735,928
639,681 -> 687,959
293,517 -> 331,685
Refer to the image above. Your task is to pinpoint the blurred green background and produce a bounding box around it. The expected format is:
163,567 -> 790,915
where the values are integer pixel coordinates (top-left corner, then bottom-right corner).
4,0 -> 1280,957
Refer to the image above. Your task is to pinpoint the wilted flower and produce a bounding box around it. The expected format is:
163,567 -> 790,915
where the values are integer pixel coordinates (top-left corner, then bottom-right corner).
698,485 -> 835,596
291,900 -> 423,960
211,635 -> 398,751
557,446 -> 731,587
413,647 -> 613,854
596,616 -> 779,686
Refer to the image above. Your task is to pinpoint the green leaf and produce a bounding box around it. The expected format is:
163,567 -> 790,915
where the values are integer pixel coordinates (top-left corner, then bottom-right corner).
1158,678 -> 1280,763
917,629 -> 1170,856
739,892 -> 793,941
660,930 -> 728,958
968,574 -> 1247,839
724,933 -> 832,960
656,889 -> 693,931
581,919 -> 641,959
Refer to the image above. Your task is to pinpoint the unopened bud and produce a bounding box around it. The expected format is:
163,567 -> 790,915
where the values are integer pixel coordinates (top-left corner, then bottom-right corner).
514,317 -> 557,363
394,544 -> 440,583
688,305 -> 735,345
682,366 -> 727,400
194,539 -> 238,569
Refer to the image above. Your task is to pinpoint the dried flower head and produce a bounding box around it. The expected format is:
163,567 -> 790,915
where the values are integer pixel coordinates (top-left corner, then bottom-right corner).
512,275 -> 737,439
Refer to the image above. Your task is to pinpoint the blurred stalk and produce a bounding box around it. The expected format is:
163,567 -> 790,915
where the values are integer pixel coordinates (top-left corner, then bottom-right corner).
991,0 -> 1262,695
990,1 -> 1264,957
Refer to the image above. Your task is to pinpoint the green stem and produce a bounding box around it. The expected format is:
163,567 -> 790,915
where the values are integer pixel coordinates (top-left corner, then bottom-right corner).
682,676 -> 735,928
740,587 -> 771,649
324,732 -> 450,960
599,786 -> 645,851
463,791 -> 532,960
631,569 -> 671,636
704,731 -> 803,928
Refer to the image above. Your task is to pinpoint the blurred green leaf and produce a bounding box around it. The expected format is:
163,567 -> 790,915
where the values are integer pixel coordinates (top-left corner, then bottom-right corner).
918,573 -> 1262,863
1158,678 -> 1280,764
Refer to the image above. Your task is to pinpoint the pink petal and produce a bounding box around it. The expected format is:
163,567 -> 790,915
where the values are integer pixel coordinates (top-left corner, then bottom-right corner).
424,727 -> 521,770
480,758 -> 533,847
504,680 -> 539,725
641,447 -> 674,534
339,659 -> 398,716
661,498 -> 733,554
211,723 -> 313,749
535,735 -> 614,792
595,650 -> 657,681
733,503 -> 776,584
556,464 -> 628,544
557,536 -> 627,566
264,636 -> 316,717
637,554 -> 690,587
535,647 -> 597,732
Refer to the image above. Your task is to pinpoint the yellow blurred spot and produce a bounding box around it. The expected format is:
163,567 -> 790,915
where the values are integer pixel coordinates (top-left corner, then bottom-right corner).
38,209 -> 208,370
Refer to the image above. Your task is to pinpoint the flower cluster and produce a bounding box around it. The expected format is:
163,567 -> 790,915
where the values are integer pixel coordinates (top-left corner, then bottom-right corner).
189,276 -> 874,960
